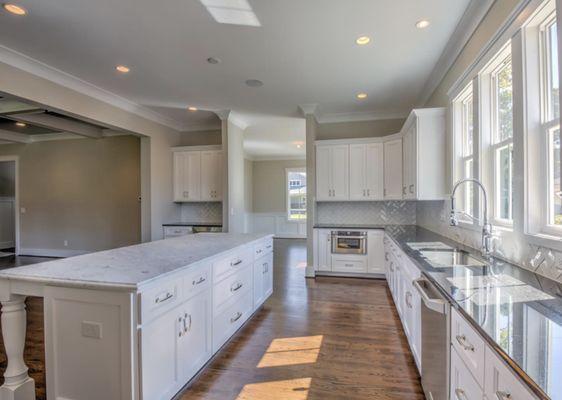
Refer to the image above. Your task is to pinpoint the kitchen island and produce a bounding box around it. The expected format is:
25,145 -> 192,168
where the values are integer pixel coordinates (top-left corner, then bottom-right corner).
0,232 -> 274,400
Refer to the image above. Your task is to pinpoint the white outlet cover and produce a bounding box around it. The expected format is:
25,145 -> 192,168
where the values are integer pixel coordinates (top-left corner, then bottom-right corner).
81,321 -> 103,339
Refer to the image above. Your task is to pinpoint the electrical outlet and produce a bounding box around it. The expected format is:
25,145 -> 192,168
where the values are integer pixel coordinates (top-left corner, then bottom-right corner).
20,207 -> 26,214
81,321 -> 103,339
63,240 -> 68,247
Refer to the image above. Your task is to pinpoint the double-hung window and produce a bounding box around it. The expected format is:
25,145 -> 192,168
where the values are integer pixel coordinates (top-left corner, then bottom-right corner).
286,168 -> 307,221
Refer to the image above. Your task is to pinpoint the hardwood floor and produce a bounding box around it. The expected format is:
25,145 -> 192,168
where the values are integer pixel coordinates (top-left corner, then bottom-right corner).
176,239 -> 424,400
0,240 -> 424,400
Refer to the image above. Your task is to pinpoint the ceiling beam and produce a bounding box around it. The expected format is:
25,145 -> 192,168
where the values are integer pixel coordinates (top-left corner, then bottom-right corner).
0,99 -> 42,115
0,129 -> 32,144
7,112 -> 103,139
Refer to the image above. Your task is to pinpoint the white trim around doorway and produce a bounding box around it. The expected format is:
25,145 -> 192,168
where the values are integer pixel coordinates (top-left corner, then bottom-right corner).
0,155 -> 19,255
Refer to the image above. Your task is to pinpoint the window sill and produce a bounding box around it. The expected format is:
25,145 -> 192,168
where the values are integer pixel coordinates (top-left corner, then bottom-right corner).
523,231 -> 562,253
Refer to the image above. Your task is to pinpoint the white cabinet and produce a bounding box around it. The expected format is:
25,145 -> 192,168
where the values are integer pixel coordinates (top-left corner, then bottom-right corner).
254,252 -> 273,310
450,346 -> 484,400
173,148 -> 222,202
484,347 -> 537,400
367,230 -> 384,273
349,143 -> 384,200
141,289 -> 211,400
383,139 -> 403,200
316,144 -> 349,201
400,108 -> 446,200
315,229 -> 332,271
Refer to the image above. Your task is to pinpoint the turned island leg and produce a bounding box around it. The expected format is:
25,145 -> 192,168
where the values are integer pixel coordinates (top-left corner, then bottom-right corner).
0,296 -> 35,400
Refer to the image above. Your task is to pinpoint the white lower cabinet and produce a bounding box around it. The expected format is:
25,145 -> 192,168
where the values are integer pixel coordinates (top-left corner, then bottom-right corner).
141,289 -> 212,400
450,346 -> 484,400
253,251 -> 273,310
315,229 -> 332,271
484,347 -> 537,400
367,230 -> 385,274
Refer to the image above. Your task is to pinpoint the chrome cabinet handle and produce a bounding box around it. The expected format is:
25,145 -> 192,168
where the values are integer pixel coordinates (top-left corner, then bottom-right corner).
409,184 -> 414,194
389,262 -> 394,272
496,391 -> 512,400
183,191 -> 189,198
155,292 -> 173,304
263,262 -> 268,274
367,189 -> 370,196
230,311 -> 242,323
192,276 -> 206,286
183,313 -> 192,333
344,263 -> 354,267
230,282 -> 243,292
403,186 -> 406,195
455,388 -> 468,400
405,291 -> 413,308
231,259 -> 243,266
385,253 -> 389,261
266,244 -> 272,249
455,334 -> 475,352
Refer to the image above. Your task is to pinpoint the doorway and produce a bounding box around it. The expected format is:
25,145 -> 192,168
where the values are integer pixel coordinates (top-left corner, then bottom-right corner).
0,157 -> 17,256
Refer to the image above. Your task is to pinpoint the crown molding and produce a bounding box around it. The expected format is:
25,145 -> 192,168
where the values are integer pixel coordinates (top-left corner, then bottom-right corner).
214,109 -> 231,121
416,0 -> 495,106
245,154 -> 306,161
228,113 -> 249,130
0,45 -> 186,131
298,103 -> 318,117
316,110 -> 408,124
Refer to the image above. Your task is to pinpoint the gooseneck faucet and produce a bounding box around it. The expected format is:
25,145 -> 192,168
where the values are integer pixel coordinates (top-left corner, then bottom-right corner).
450,178 -> 493,258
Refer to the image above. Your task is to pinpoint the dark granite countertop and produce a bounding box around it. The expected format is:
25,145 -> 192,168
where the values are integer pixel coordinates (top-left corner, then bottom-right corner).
163,222 -> 223,227
383,225 -> 562,400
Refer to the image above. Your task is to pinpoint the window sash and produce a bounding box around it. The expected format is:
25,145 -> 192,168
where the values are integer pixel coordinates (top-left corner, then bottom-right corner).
543,121 -> 562,234
286,168 -> 307,222
491,139 -> 514,225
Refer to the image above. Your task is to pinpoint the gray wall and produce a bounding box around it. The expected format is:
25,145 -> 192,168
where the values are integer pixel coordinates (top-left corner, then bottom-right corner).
178,129 -> 222,146
0,161 -> 15,197
317,118 -> 405,140
252,159 -> 306,213
0,136 -> 141,252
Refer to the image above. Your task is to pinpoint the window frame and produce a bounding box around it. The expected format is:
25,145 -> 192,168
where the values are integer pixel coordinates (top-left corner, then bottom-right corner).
285,167 -> 307,222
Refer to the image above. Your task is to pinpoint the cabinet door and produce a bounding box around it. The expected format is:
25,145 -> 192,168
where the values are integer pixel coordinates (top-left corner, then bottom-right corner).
365,143 -> 384,200
384,139 -> 403,200
330,145 -> 349,200
253,257 -> 266,309
200,151 -> 222,201
262,252 -> 274,299
316,146 -> 332,201
484,347 -> 537,400
410,288 -> 422,370
141,307 -> 182,400
173,152 -> 201,202
367,230 -> 385,274
403,125 -> 417,200
317,230 -> 332,271
178,290 -> 212,382
450,347 -> 484,400
349,144 -> 367,200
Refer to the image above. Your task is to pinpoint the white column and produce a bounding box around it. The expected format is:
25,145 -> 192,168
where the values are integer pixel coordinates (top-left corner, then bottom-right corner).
0,296 -> 35,400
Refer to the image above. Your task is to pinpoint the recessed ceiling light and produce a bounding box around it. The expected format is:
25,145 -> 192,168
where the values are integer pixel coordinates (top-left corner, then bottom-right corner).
357,93 -> 368,100
188,107 -> 198,112
416,20 -> 430,29
246,79 -> 263,87
207,57 -> 221,64
3,3 -> 27,15
115,65 -> 130,73
15,122 -> 26,127
356,36 -> 371,46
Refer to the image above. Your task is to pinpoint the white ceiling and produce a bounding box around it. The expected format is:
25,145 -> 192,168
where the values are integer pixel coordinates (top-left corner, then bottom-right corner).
0,0 -> 471,155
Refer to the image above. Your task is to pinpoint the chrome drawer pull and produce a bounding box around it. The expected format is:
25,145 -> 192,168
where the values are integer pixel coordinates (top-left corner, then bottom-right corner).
256,249 -> 263,254
193,276 -> 206,285
409,184 -> 414,194
344,263 -> 354,267
230,282 -> 243,292
230,311 -> 242,323
455,334 -> 475,352
496,391 -> 512,400
231,259 -> 243,266
183,313 -> 192,333
155,292 -> 173,304
455,388 -> 468,400
263,262 -> 268,273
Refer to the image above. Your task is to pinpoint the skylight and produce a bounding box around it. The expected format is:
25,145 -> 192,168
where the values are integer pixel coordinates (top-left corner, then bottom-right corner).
200,0 -> 261,27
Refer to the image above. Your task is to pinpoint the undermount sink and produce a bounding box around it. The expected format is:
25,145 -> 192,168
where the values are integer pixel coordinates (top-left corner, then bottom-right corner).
419,249 -> 487,268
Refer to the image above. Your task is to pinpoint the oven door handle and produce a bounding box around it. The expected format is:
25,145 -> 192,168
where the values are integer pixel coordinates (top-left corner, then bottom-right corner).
332,236 -> 367,240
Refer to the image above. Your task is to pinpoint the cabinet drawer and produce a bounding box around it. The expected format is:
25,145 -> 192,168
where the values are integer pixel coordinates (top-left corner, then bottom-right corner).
450,346 -> 484,400
183,263 -> 211,300
253,238 -> 273,259
139,279 -> 181,324
213,246 -> 253,282
451,307 -> 486,387
213,264 -> 252,316
164,226 -> 193,238
212,291 -> 253,353
484,347 -> 537,400
331,256 -> 367,273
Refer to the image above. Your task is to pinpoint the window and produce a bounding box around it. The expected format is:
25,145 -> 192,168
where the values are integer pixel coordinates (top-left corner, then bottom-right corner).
286,168 -> 306,221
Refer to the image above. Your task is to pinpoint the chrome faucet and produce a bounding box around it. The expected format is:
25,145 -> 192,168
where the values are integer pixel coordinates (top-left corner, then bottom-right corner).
450,178 -> 493,258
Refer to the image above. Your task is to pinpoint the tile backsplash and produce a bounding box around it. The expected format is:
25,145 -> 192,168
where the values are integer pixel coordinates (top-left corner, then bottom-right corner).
317,201 -> 417,225
180,202 -> 222,224
417,201 -> 562,283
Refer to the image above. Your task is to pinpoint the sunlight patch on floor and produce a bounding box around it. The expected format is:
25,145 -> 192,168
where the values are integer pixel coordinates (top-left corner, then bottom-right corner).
236,377 -> 312,400
257,335 -> 323,368
296,261 -> 307,268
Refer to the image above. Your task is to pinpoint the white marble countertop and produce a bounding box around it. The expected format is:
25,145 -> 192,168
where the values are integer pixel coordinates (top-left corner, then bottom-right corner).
0,233 -> 272,290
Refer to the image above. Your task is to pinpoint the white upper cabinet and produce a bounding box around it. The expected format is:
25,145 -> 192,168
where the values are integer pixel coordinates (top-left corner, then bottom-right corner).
349,143 -> 384,200
316,144 -> 349,201
383,139 -> 403,200
401,108 -> 446,200
173,147 -> 222,203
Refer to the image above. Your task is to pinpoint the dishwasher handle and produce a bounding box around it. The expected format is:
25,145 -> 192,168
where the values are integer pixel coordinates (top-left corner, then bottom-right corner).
414,278 -> 448,314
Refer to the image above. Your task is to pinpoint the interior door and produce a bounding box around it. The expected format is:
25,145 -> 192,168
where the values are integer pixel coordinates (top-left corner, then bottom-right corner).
330,145 -> 349,200
316,146 -> 332,200
365,143 -> 384,199
383,139 -> 403,200
349,144 -> 366,200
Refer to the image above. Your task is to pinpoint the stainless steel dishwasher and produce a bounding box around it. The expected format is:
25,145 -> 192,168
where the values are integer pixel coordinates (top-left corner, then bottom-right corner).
413,277 -> 451,400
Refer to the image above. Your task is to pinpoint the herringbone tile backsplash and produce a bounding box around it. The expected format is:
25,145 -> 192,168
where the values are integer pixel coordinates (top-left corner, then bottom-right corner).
317,201 -> 416,225
180,203 -> 223,223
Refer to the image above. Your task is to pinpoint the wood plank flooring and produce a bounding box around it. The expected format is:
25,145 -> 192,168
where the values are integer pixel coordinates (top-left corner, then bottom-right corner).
0,240 -> 424,400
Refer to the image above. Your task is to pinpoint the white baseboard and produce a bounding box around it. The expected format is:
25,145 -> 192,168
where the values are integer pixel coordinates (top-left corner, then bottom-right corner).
19,248 -> 90,258
0,240 -> 14,249
250,212 -> 307,239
